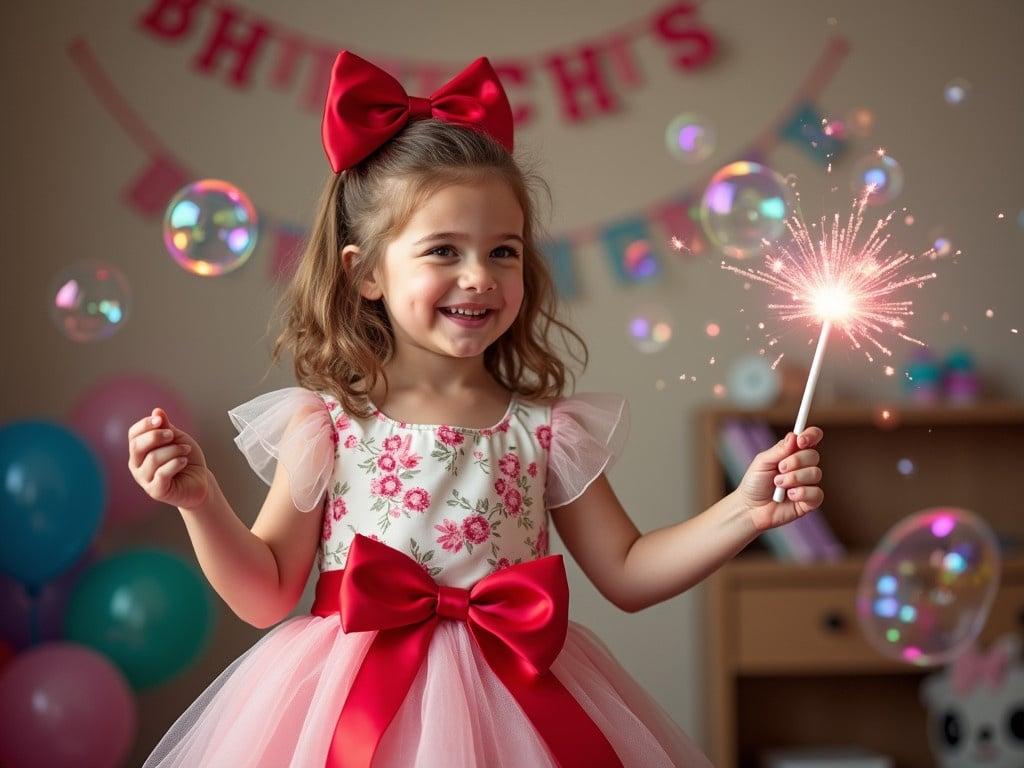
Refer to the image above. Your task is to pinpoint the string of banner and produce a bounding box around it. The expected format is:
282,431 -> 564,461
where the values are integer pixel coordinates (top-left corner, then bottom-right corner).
69,0 -> 849,298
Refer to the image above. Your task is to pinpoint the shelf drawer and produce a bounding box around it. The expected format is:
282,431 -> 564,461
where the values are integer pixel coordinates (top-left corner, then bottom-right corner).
735,586 -> 884,672
734,582 -> 1024,673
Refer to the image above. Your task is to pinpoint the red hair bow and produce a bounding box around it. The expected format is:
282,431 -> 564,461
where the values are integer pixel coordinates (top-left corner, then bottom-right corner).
320,50 -> 515,173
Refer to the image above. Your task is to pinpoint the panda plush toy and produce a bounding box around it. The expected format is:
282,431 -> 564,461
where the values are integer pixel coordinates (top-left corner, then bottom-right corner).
920,634 -> 1024,767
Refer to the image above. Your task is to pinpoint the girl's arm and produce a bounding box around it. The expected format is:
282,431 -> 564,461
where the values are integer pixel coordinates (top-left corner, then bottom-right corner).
179,458 -> 323,628
549,429 -> 824,613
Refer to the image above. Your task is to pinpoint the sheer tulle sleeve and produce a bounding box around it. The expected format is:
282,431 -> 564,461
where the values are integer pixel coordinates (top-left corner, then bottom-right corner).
545,393 -> 630,509
227,387 -> 335,513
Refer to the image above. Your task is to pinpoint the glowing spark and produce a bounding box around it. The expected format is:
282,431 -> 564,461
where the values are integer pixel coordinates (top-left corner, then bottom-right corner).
721,190 -> 937,364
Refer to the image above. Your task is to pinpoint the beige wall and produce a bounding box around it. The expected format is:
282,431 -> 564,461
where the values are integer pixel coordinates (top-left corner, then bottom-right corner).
4,0 -> 1022,763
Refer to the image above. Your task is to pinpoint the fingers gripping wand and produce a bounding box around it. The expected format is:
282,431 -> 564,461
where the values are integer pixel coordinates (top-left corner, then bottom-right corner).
773,320 -> 831,503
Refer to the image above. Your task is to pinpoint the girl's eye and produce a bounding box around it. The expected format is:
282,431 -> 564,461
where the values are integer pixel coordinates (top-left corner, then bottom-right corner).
426,246 -> 520,259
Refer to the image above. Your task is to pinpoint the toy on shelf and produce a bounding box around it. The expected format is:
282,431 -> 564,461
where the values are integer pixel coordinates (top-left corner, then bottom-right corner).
903,348 -> 943,404
920,633 -> 1024,768
943,348 -> 981,405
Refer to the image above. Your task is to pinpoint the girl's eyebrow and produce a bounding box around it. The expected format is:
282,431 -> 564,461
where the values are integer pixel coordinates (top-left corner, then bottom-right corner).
414,232 -> 524,246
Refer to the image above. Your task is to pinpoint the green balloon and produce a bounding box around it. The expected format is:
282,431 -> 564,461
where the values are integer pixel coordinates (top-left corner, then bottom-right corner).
64,548 -> 215,689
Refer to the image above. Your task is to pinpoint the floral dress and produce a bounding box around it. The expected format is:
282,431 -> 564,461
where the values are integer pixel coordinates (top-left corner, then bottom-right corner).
142,388 -> 713,768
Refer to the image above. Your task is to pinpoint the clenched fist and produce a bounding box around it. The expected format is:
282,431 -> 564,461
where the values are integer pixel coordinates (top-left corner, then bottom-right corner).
128,407 -> 210,510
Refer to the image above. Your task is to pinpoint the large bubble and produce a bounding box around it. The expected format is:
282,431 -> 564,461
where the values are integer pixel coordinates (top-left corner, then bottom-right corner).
163,179 -> 259,276
856,507 -> 1001,666
699,161 -> 791,258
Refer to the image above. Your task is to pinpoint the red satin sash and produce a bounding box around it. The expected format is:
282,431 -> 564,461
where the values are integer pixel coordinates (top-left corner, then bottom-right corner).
311,533 -> 623,768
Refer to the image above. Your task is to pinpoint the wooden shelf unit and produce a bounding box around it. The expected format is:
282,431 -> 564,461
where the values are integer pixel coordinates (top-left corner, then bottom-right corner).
698,400 -> 1024,768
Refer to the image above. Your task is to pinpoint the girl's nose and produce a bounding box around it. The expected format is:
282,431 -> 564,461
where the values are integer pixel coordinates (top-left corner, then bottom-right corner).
459,263 -> 497,292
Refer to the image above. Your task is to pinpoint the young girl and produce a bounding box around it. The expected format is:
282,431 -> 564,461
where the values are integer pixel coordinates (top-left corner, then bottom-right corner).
129,51 -> 825,767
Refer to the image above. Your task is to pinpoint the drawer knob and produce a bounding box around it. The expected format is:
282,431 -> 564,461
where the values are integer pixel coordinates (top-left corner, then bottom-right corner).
822,611 -> 846,632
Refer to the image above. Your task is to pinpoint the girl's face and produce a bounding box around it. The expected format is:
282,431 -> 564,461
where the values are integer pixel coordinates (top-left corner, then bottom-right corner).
352,177 -> 525,360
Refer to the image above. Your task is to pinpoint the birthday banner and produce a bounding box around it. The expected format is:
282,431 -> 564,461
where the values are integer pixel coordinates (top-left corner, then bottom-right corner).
137,0 -> 717,127
71,5 -> 849,299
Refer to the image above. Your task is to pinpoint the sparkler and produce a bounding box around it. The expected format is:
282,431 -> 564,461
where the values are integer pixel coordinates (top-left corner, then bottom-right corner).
721,187 -> 937,503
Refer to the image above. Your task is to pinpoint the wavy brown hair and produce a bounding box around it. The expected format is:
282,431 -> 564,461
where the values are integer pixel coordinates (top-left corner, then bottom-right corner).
270,119 -> 588,418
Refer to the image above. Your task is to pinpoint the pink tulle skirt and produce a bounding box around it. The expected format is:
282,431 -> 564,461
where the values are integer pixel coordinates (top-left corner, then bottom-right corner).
143,615 -> 712,767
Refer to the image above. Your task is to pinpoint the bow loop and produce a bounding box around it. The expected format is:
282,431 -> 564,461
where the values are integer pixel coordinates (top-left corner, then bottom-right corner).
321,50 -> 514,173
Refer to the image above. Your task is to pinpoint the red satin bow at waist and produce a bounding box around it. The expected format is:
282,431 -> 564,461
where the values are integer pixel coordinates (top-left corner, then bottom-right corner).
311,534 -> 623,768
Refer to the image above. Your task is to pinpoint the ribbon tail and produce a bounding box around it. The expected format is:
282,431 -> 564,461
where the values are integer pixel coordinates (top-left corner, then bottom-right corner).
513,672 -> 623,768
326,618 -> 438,768
474,634 -> 623,768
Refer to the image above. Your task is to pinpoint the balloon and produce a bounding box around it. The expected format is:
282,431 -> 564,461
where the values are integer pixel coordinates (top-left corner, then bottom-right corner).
0,640 -> 12,672
856,507 -> 1001,666
0,553 -> 93,650
0,642 -> 136,768
64,548 -> 215,689
67,373 -> 196,526
0,421 -> 105,587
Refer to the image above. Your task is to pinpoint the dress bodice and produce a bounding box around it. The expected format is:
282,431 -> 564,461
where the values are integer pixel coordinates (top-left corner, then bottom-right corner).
315,392 -> 553,586
228,386 -> 629,589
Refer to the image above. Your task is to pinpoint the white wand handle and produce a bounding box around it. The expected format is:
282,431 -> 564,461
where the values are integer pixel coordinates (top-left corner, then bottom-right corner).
772,319 -> 832,503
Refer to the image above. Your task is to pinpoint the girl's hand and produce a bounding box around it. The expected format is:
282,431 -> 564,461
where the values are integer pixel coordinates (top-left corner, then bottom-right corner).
128,407 -> 210,510
736,427 -> 824,532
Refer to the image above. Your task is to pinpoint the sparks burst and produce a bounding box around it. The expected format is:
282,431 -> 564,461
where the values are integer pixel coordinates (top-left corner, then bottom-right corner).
721,188 -> 938,364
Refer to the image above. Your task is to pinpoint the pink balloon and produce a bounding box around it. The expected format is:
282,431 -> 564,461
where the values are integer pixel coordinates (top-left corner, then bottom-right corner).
67,373 -> 196,526
0,642 -> 137,768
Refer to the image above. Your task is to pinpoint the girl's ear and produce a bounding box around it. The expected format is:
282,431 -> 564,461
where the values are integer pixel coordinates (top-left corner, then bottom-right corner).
341,244 -> 384,301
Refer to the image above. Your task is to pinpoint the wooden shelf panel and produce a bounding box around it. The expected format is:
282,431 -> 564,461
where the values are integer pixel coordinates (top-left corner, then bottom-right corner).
699,399 -> 1024,767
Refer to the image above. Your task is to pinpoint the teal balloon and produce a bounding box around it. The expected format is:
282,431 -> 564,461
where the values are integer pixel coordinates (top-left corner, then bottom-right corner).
0,420 -> 105,587
64,548 -> 215,689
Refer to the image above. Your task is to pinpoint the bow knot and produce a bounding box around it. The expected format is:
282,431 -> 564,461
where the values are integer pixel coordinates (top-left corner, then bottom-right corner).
321,51 -> 515,173
436,584 -> 470,621
407,95 -> 433,121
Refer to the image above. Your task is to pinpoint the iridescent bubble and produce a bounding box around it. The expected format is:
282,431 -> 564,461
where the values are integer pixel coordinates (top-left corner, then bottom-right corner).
49,261 -> 132,342
930,230 -> 954,259
856,507 -> 1001,666
619,239 -> 658,280
163,179 -> 259,276
851,153 -> 904,206
665,114 -> 716,164
699,161 -> 792,259
896,458 -> 915,476
846,108 -> 874,137
943,77 -> 971,105
627,303 -> 673,354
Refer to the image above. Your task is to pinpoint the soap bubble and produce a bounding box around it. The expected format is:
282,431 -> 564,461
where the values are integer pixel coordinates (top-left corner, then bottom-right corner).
627,303 -> 673,354
856,507 -> 1001,666
699,161 -> 792,258
665,114 -> 716,164
163,179 -> 259,276
49,261 -> 132,342
851,153 -> 904,206
943,77 -> 971,105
